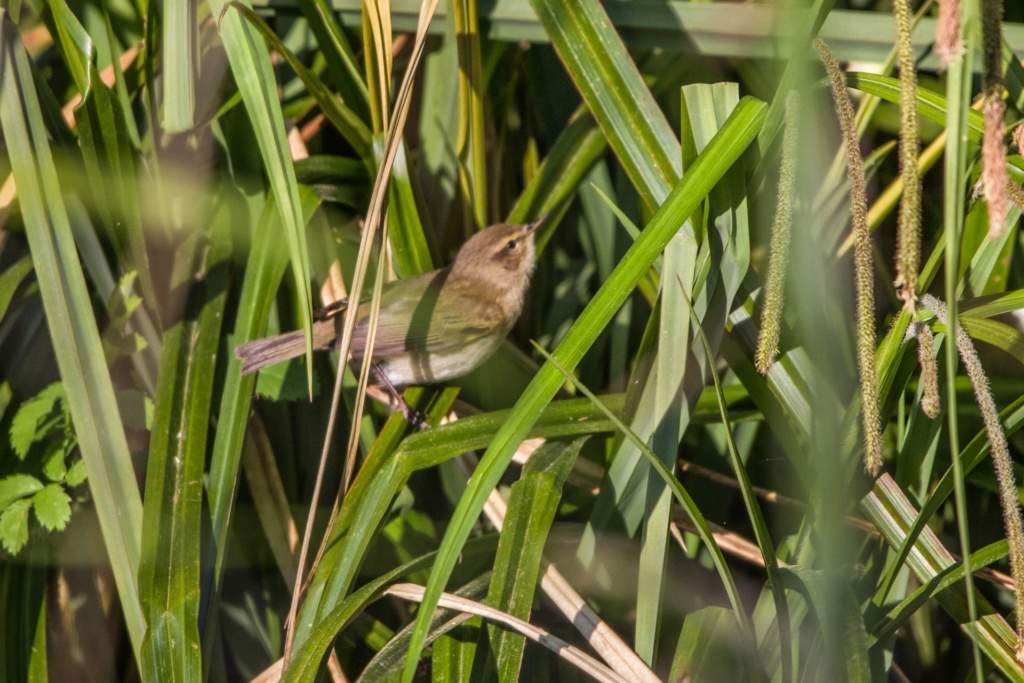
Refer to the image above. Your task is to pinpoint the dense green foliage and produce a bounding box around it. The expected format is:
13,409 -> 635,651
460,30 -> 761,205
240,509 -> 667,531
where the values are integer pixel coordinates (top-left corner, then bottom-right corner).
2,0 -> 1024,680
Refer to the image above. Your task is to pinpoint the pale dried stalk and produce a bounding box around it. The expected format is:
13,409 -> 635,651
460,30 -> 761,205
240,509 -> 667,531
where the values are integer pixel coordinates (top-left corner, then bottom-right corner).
384,583 -> 630,683
282,0 -> 443,666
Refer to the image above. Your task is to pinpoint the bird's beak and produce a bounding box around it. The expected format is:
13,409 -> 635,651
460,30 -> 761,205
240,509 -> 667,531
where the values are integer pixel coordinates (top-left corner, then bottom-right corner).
524,215 -> 547,233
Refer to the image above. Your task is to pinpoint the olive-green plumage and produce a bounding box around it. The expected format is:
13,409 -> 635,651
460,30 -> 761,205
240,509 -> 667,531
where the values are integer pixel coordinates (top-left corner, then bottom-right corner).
235,219 -> 540,386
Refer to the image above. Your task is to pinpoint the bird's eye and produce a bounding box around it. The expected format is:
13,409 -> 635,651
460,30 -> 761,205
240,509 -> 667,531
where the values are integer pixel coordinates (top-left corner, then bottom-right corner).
505,240 -> 517,250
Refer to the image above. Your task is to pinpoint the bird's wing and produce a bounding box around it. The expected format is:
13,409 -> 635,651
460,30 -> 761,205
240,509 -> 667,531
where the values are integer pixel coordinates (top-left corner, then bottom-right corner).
353,285 -> 503,358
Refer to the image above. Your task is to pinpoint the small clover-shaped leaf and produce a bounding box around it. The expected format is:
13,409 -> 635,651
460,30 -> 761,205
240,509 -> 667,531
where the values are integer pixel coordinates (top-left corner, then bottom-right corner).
9,382 -> 65,459
42,438 -> 70,482
66,459 -> 87,488
0,474 -> 43,509
33,484 -> 71,531
0,498 -> 33,554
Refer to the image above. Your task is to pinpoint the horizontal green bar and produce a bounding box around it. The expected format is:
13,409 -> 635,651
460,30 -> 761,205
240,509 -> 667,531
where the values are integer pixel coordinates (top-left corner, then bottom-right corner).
250,0 -> 1024,70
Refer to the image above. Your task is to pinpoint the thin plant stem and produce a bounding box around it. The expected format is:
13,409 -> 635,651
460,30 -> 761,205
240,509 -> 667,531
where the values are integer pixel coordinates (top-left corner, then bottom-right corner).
941,0 -> 984,674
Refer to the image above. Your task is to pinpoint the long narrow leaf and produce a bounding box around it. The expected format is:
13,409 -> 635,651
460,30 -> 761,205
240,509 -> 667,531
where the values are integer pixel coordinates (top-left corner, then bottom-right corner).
162,0 -> 196,131
528,0 -> 681,208
137,218 -> 231,681
210,0 -> 315,389
0,11 -> 145,657
487,437 -> 586,679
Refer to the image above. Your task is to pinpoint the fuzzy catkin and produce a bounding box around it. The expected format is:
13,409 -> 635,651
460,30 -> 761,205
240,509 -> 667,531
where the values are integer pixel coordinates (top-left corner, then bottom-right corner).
814,39 -> 883,476
982,0 -> 1004,96
982,99 -> 1009,239
935,0 -> 963,70
892,0 -> 922,304
922,295 -> 1024,661
981,0 -> 1008,239
755,91 -> 800,375
915,322 -> 940,419
1006,179 -> 1024,212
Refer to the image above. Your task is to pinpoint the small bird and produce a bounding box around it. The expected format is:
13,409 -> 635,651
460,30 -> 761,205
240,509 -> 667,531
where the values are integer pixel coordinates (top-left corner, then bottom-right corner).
235,219 -> 542,420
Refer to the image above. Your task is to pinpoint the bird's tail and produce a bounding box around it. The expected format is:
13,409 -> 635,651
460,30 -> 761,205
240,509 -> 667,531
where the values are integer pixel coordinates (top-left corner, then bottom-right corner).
235,318 -> 338,375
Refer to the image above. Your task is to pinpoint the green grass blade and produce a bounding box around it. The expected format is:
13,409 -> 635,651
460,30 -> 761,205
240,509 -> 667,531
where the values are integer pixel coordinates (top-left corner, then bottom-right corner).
528,0 -> 680,207
0,10 -> 145,657
533,345 -> 752,638
864,475 -> 1023,678
453,0 -> 488,227
386,142 -> 434,277
297,0 -> 371,122
507,107 -> 607,224
679,278 -> 793,683
941,0 -> 982,677
162,0 -> 196,132
284,537 -> 501,683
0,256 -> 33,322
845,72 -> 985,140
487,437 -> 586,680
872,540 -> 1010,646
670,607 -> 756,682
0,554 -> 47,682
414,0 -> 459,236
290,388 -> 460,655
400,97 -> 766,682
878,395 -> 1024,608
359,581 -> 486,682
210,0 -> 315,390
201,188 -> 321,663
72,85 -> 158,333
41,0 -> 92,94
43,0 -> 157,311
756,0 -> 834,155
958,317 -> 1024,361
961,288 -> 1024,318
779,567 -> 871,682
137,218 -> 231,681
633,233 -> 695,662
97,2 -> 142,148
295,391 -> 632,650
225,1 -> 372,158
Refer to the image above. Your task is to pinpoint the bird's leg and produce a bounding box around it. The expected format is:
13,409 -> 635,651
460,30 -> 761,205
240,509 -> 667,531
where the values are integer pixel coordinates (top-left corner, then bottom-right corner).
373,364 -> 431,429
314,299 -> 348,319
